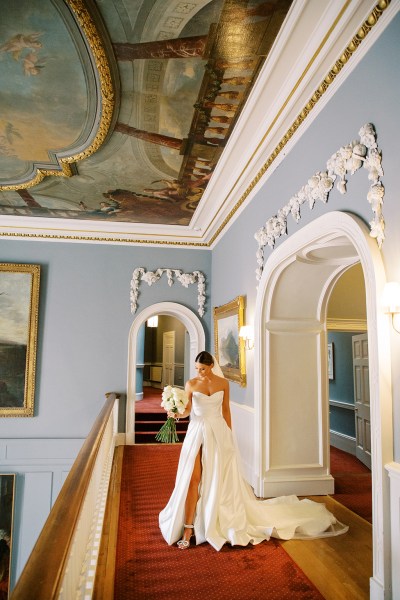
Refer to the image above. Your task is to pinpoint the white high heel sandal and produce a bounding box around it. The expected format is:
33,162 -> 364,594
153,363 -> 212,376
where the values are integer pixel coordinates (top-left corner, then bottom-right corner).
177,524 -> 194,549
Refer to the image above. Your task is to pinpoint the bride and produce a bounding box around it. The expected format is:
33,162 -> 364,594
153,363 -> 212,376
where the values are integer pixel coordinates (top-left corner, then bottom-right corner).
159,351 -> 348,551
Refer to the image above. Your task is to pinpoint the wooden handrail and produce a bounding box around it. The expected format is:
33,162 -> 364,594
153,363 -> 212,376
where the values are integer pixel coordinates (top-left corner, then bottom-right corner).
10,393 -> 118,600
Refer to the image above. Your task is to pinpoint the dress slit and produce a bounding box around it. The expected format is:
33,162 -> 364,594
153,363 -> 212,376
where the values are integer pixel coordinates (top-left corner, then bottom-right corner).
159,390 -> 349,550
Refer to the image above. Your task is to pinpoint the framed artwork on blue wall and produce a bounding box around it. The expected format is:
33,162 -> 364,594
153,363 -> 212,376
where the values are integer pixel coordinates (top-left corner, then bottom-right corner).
213,296 -> 246,387
0,473 -> 15,599
0,264 -> 40,417
328,342 -> 334,380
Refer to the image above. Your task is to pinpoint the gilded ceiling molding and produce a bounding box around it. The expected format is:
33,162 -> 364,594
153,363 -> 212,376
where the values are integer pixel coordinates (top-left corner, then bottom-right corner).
130,268 -> 206,317
0,0 -> 115,191
208,0 -> 391,247
254,123 -> 385,282
0,230 -> 208,247
63,0 -> 115,163
1,162 -> 75,192
0,0 -> 390,245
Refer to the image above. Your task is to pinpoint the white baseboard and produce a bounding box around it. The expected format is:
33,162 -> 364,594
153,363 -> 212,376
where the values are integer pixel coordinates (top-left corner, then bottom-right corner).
330,430 -> 356,455
258,475 -> 335,498
115,433 -> 126,446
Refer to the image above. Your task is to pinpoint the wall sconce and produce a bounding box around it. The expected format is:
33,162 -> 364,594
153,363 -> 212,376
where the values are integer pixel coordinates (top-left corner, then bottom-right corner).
239,325 -> 254,350
381,282 -> 400,333
147,315 -> 159,328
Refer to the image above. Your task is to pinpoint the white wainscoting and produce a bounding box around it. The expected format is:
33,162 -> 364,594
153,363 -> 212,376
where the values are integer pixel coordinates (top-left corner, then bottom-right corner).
0,438 -> 84,586
386,461 -> 400,600
329,430 -> 356,455
230,401 -> 255,489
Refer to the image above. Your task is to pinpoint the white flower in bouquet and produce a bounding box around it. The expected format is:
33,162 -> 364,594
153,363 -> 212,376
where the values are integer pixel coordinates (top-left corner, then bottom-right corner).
156,386 -> 189,443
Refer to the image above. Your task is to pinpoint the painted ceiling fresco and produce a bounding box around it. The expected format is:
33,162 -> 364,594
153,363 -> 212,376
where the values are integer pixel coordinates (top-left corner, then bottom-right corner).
0,0 -> 292,227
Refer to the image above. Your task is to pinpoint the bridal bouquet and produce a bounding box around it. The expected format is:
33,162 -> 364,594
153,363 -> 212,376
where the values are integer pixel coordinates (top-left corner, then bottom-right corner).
155,385 -> 189,443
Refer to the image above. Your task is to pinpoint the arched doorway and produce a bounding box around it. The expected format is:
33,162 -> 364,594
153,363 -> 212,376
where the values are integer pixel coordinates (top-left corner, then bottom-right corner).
254,211 -> 393,596
126,302 -> 205,444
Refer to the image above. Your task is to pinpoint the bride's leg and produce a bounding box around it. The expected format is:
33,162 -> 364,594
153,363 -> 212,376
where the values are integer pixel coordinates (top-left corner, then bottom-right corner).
181,446 -> 202,542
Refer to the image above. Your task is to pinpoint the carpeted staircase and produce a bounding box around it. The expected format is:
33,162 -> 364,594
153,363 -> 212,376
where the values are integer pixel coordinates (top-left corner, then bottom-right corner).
135,410 -> 189,444
134,386 -> 190,444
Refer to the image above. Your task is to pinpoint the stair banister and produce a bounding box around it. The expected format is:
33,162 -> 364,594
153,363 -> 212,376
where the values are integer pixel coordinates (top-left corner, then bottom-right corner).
10,393 -> 120,600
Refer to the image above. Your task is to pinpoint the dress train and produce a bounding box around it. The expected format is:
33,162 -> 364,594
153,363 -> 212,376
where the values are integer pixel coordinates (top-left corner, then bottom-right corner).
159,391 -> 348,551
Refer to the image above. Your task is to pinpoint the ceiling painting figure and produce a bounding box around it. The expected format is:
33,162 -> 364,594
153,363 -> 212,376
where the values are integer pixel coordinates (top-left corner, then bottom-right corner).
0,0 -> 293,227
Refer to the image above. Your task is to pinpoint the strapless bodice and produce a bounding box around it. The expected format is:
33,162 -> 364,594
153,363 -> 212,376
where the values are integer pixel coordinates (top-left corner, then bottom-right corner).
191,390 -> 224,418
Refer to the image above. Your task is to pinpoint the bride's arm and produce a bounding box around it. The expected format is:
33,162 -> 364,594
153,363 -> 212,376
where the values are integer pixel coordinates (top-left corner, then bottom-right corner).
221,380 -> 232,429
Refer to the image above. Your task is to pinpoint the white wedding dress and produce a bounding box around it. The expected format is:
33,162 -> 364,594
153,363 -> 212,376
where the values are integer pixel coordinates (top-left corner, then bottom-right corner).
159,390 -> 348,551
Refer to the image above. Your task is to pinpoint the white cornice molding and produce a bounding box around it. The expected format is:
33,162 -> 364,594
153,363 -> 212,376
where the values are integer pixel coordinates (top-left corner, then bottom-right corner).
204,0 -> 396,246
0,0 -> 396,247
327,318 -> 367,331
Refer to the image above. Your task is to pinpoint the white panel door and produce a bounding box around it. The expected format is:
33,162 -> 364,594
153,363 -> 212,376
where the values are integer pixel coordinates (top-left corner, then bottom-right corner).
352,333 -> 371,468
162,331 -> 175,387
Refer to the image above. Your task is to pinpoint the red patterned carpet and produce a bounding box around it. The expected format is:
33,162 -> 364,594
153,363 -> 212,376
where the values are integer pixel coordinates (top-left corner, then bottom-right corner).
329,446 -> 372,523
114,445 -> 324,600
135,387 -> 164,414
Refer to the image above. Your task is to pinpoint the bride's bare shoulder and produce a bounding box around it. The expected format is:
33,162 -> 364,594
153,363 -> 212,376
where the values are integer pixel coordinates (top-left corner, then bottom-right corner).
214,374 -> 228,387
186,376 -> 199,389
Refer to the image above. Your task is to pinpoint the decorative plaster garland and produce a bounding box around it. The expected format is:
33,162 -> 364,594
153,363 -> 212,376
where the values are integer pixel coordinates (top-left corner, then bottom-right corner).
130,268 -> 206,317
254,123 -> 384,282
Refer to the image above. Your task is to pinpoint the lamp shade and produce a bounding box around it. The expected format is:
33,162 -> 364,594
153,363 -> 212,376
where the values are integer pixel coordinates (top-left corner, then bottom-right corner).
381,282 -> 400,313
147,315 -> 159,327
239,325 -> 254,340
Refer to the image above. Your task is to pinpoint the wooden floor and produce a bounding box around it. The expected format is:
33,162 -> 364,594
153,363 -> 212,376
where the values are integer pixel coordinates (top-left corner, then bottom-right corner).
282,496 -> 372,600
94,447 -> 372,599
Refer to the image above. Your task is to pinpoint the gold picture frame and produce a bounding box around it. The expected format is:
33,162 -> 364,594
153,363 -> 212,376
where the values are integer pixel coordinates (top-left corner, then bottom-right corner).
213,296 -> 246,387
0,264 -> 40,417
0,473 -> 16,599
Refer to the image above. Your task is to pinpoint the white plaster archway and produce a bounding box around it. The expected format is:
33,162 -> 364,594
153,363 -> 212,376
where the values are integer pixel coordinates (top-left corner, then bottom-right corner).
126,302 -> 205,445
254,211 -> 393,598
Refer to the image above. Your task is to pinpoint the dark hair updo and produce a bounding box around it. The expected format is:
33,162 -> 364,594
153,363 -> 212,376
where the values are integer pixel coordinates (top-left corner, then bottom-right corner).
195,351 -> 214,366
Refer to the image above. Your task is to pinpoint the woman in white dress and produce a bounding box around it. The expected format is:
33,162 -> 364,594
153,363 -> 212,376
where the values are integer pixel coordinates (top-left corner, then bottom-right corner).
159,351 -> 348,551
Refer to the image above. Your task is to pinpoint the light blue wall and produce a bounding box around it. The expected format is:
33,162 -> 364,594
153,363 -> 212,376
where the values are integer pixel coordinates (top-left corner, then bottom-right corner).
212,12 -> 400,451
0,240 -> 211,438
328,332 -> 356,438
1,11 -> 400,585
328,332 -> 355,405
0,240 -> 210,586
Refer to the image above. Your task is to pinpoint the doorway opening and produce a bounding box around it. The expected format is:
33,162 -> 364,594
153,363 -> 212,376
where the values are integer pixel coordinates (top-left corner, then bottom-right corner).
327,264 -> 372,523
127,302 -> 205,444
134,314 -> 191,443
254,211 -> 393,596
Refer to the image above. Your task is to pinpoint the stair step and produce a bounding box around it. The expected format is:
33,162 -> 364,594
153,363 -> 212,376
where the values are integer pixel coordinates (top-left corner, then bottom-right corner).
135,429 -> 189,436
135,430 -> 187,444
134,409 -> 189,443
135,421 -> 188,432
135,412 -> 166,422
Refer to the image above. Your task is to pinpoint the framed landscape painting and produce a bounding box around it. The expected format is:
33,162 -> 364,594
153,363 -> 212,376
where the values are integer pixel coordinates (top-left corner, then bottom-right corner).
213,296 -> 246,386
0,474 -> 15,600
0,264 -> 40,417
